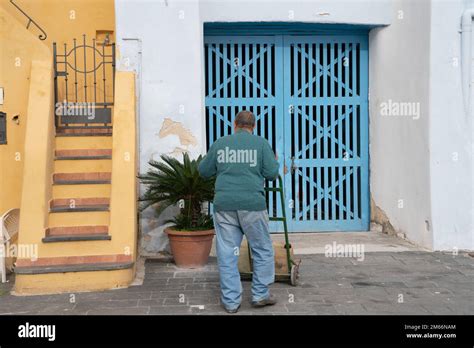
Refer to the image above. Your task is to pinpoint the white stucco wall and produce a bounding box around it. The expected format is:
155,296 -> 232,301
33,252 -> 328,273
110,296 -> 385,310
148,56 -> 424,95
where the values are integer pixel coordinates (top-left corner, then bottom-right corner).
428,0 -> 473,250
369,0 -> 433,248
115,0 -> 473,252
115,0 -> 205,254
199,0 -> 391,24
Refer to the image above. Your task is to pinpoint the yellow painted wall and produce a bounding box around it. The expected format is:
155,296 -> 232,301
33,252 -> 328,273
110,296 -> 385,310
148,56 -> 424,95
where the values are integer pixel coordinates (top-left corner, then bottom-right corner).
15,58 -> 54,252
0,7 -> 51,215
2,0 -> 117,104
1,1 -> 138,294
0,0 -> 115,215
2,0 -> 115,49
109,71 -> 138,262
14,268 -> 134,295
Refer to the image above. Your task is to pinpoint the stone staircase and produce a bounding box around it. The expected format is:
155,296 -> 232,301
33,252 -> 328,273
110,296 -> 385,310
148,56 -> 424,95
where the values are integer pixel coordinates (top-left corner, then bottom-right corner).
14,69 -> 137,295
15,127 -> 134,279
49,129 -> 113,244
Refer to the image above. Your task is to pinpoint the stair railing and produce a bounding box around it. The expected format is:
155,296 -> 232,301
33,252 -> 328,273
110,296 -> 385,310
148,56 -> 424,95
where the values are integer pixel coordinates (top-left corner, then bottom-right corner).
9,0 -> 47,41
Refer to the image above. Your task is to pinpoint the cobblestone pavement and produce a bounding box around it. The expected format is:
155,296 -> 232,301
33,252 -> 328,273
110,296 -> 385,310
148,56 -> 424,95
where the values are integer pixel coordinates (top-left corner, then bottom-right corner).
0,251 -> 473,315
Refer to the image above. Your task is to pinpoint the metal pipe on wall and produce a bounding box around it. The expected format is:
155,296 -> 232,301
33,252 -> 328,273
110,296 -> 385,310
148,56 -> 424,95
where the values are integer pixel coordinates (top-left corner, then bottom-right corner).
461,8 -> 474,116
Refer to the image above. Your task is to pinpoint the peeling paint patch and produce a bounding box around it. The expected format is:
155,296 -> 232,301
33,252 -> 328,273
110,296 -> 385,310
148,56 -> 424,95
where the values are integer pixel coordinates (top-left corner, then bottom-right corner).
158,118 -> 197,147
370,195 -> 397,236
153,118 -> 199,158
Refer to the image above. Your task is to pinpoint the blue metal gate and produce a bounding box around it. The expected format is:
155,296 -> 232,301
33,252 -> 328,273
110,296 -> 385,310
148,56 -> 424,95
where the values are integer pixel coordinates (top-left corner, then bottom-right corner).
204,32 -> 369,232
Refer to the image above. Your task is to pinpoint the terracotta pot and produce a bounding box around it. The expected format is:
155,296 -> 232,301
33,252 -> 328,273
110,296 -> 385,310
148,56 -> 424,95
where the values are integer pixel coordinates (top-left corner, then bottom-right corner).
164,228 -> 215,268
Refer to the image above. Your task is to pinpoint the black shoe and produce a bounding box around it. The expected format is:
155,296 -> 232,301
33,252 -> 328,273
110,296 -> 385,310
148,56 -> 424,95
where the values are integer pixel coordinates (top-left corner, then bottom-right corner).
224,304 -> 240,313
251,294 -> 277,308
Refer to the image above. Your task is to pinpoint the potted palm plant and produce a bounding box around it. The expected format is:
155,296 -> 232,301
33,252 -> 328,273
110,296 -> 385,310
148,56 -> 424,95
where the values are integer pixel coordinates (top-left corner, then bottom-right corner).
139,153 -> 215,268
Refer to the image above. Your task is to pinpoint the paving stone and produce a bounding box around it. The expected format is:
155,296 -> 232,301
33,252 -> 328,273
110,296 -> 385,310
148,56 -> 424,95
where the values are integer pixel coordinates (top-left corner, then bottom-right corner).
446,302 -> 474,315
193,277 -> 220,283
285,303 -> 338,315
186,296 -> 221,306
143,272 -> 172,279
362,302 -> 431,315
184,283 -> 220,290
142,278 -> 169,286
321,294 -> 368,305
37,304 -> 76,314
351,281 -> 407,288
166,277 -> 195,285
148,305 -> 194,315
174,271 -> 217,279
109,291 -> 152,300
287,294 -> 326,304
0,251 -> 473,315
86,307 -> 149,315
74,299 -> 139,311
420,305 -> 456,315
138,298 -> 165,306
192,304 -> 229,315
334,303 -> 368,314
400,280 -> 440,288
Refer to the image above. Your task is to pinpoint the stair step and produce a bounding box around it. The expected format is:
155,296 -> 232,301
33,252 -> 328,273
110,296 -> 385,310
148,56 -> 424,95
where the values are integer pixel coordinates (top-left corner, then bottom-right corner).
50,198 -> 109,213
49,211 -> 109,227
55,136 -> 112,150
50,206 -> 109,213
42,234 -> 111,243
52,183 -> 111,199
55,132 -> 113,137
55,149 -> 112,160
54,159 -> 112,173
56,128 -> 112,137
15,254 -> 133,274
49,198 -> 110,213
44,224 -> 110,242
15,262 -> 132,274
46,225 -> 108,236
53,172 -> 111,185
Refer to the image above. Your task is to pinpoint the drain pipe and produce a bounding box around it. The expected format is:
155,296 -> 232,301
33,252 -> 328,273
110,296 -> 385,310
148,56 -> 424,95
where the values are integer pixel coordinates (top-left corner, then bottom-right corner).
461,8 -> 474,116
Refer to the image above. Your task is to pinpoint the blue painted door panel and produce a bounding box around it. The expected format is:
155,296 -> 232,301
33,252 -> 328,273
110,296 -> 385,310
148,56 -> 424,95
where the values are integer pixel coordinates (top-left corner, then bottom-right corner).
283,35 -> 369,232
204,34 -> 369,232
204,36 -> 285,233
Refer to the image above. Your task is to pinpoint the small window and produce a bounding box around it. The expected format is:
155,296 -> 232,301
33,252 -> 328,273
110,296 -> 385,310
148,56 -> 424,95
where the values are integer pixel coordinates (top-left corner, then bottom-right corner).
0,112 -> 6,144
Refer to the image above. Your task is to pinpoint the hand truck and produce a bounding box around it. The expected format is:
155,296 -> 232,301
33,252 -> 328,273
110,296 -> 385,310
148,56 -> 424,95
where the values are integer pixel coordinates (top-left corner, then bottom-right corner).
239,175 -> 301,286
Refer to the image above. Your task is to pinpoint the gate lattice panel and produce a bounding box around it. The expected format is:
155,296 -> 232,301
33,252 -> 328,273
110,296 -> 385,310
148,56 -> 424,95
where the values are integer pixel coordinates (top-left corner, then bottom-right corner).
204,36 -> 285,230
284,36 -> 369,231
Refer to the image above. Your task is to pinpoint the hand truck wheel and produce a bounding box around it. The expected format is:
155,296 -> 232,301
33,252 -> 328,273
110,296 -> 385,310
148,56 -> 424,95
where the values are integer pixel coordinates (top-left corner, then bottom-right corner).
290,264 -> 299,286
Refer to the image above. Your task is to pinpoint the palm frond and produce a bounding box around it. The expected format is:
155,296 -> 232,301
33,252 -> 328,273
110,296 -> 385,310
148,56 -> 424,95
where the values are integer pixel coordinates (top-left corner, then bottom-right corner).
138,152 -> 215,230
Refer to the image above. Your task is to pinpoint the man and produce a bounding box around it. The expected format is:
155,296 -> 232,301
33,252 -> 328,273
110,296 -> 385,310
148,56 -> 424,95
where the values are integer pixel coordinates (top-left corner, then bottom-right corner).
198,110 -> 280,313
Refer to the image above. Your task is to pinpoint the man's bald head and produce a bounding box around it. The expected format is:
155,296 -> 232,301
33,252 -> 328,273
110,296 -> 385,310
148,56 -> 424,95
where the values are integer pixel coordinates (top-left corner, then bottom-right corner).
234,110 -> 256,132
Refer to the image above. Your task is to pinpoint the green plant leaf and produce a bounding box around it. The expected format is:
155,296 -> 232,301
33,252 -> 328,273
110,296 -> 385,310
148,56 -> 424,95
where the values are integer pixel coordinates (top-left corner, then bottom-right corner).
138,153 -> 215,230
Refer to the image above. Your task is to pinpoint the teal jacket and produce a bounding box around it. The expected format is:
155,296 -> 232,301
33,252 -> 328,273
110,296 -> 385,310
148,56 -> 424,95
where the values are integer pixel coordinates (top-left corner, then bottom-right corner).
198,129 -> 280,211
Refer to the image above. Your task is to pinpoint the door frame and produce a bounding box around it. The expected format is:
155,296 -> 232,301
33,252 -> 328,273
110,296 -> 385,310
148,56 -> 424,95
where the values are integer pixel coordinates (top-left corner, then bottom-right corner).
203,23 -> 371,233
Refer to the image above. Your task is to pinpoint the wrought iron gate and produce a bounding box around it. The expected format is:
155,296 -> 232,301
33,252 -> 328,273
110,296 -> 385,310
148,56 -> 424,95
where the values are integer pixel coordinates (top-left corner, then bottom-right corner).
204,32 -> 369,232
53,34 -> 115,129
